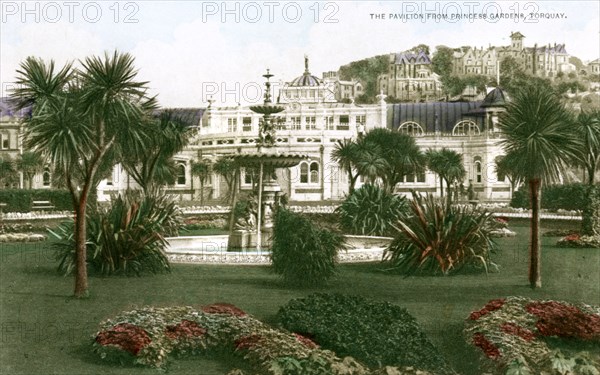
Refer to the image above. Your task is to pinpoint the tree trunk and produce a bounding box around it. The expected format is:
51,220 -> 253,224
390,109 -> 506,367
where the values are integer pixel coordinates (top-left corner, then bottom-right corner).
582,183 -> 600,236
439,176 -> 444,198
73,198 -> 89,298
528,178 -> 542,289
200,179 -> 204,206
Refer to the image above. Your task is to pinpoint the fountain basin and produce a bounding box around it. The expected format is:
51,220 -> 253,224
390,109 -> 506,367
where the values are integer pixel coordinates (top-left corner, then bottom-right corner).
165,235 -> 393,265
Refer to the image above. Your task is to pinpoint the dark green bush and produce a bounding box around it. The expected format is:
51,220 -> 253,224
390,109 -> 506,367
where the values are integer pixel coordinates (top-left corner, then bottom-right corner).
271,208 -> 344,287
52,192 -> 180,276
384,193 -> 497,275
276,293 -> 451,373
335,184 -> 407,236
510,184 -> 587,211
0,189 -> 73,212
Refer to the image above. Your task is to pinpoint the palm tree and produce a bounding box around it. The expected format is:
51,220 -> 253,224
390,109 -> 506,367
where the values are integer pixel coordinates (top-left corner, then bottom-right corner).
191,159 -> 212,206
16,151 -> 44,189
0,156 -> 18,188
332,138 -> 361,194
425,148 -> 466,204
495,155 -> 518,197
574,110 -> 600,236
497,85 -> 581,288
12,52 -> 156,298
122,110 -> 192,193
361,129 -> 425,193
213,156 -> 237,204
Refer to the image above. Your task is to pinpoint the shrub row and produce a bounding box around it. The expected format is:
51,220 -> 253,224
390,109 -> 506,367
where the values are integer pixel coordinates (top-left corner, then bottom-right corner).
276,293 -> 452,374
93,303 -> 434,374
510,184 -> 588,211
0,189 -> 73,212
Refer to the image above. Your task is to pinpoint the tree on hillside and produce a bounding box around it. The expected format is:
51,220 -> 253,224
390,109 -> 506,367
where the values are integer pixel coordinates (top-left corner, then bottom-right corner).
497,85 -> 580,289
431,45 -> 454,78
338,55 -> 388,104
11,52 -> 156,298
410,44 -> 430,55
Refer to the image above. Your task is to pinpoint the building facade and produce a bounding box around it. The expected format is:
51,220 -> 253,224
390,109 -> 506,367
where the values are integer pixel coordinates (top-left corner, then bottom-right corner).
378,51 -> 443,101
453,31 -> 573,79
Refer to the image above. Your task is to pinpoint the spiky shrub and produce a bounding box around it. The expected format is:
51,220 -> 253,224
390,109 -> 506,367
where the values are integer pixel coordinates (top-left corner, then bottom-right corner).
53,192 -> 181,276
271,208 -> 344,287
335,184 -> 407,237
384,193 -> 497,275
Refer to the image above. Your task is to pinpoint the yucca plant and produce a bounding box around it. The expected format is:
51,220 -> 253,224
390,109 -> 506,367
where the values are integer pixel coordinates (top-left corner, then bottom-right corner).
384,193 -> 497,275
52,191 -> 180,276
271,208 -> 345,287
335,184 -> 407,237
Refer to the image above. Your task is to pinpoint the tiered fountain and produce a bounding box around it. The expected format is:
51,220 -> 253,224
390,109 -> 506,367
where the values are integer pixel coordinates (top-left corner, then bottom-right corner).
227,70 -> 307,251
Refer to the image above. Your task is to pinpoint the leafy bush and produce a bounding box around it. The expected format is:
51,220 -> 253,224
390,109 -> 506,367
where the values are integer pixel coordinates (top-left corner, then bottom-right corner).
276,293 -> 451,373
384,193 -> 497,275
52,192 -> 180,276
181,214 -> 228,231
511,184 -> 587,211
0,189 -> 73,212
271,208 -> 345,287
93,303 -> 432,374
465,296 -> 600,374
335,184 -> 406,236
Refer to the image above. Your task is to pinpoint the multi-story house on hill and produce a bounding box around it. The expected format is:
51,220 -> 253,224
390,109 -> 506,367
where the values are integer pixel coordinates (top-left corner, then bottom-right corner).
453,31 -> 574,80
378,50 -> 442,102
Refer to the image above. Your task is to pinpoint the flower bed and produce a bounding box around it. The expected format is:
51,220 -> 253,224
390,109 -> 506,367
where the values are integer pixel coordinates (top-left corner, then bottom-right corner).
93,303 -> 434,374
556,234 -> 600,248
465,296 -> 600,374
0,233 -> 46,242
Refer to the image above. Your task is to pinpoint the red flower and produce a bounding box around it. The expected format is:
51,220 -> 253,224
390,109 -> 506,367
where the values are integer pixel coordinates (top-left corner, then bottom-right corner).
469,298 -> 506,320
526,301 -> 600,341
564,234 -> 580,242
234,334 -> 262,351
293,333 -> 319,349
202,303 -> 247,317
500,322 -> 536,342
165,320 -> 207,340
473,333 -> 501,359
96,323 -> 151,355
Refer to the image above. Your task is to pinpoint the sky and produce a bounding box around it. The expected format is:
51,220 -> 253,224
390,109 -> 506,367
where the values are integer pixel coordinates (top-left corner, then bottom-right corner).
1,0 -> 599,107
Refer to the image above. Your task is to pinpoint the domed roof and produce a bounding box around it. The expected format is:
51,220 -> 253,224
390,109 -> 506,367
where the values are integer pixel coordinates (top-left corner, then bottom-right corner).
288,55 -> 322,87
480,87 -> 509,108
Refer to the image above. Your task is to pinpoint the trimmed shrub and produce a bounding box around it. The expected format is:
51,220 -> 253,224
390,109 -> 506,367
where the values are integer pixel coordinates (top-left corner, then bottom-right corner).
93,303 -> 434,374
0,189 -> 73,212
335,184 -> 407,236
384,193 -> 497,275
52,192 -> 180,276
465,296 -> 600,374
510,183 -> 588,211
271,208 -> 345,287
276,293 -> 451,373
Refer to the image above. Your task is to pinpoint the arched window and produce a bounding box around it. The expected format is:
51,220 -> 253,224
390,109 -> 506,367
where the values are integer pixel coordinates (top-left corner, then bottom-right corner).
0,132 -> 9,149
42,167 -> 51,187
398,121 -> 424,136
473,157 -> 483,184
176,163 -> 186,185
310,162 -> 319,184
299,161 -> 320,184
452,120 -> 480,136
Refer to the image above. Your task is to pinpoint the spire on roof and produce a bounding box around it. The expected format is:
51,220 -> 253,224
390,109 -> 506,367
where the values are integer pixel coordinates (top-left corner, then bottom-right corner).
304,54 -> 309,74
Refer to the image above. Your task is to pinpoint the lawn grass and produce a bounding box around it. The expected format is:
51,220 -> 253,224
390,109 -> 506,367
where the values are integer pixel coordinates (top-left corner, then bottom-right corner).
0,224 -> 598,375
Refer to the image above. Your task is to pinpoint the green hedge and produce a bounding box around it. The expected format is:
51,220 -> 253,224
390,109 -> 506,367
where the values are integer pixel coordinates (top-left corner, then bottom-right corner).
0,189 -> 73,212
510,184 -> 587,211
276,293 -> 452,374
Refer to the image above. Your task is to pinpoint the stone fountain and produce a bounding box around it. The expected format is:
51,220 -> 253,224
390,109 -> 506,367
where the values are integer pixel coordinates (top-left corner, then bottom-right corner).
227,70 -> 307,251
